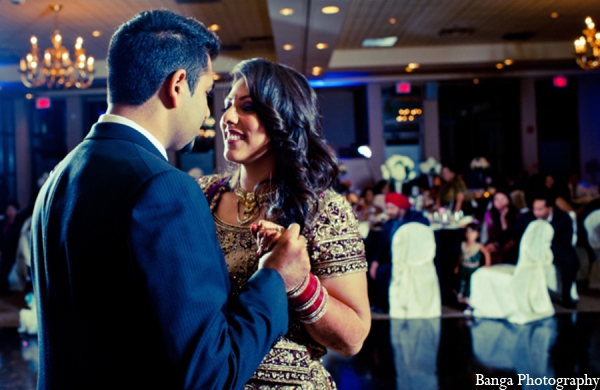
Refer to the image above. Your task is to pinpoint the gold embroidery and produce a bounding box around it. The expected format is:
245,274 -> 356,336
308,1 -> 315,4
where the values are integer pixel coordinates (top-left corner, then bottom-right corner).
199,177 -> 365,388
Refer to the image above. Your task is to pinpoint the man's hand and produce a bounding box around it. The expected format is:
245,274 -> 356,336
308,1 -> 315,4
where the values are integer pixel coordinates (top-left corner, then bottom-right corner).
257,223 -> 310,292
369,261 -> 379,280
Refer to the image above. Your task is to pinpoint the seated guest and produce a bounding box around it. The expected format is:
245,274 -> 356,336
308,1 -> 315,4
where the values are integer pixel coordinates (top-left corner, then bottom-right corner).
354,187 -> 383,223
509,190 -> 579,308
369,193 -> 429,312
483,190 -> 521,264
437,165 -> 469,213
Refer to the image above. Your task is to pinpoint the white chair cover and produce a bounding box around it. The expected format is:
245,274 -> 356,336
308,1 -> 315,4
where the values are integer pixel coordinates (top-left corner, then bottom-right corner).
585,210 -> 600,290
389,222 -> 440,319
391,318 -> 440,390
357,221 -> 370,240
472,317 -> 557,386
471,220 -> 555,324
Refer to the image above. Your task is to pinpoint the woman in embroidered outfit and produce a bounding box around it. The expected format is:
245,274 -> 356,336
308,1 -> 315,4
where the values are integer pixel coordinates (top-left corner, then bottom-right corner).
198,58 -> 371,389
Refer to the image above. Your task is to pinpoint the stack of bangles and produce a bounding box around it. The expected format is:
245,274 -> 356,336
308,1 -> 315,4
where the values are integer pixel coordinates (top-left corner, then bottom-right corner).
287,273 -> 329,324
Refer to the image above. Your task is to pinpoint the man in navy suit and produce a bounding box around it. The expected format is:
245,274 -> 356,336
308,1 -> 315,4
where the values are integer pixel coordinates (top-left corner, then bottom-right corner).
31,10 -> 310,390
507,190 -> 579,309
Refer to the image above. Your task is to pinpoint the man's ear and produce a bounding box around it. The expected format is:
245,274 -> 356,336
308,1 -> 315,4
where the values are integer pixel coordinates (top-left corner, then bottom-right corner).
166,69 -> 188,108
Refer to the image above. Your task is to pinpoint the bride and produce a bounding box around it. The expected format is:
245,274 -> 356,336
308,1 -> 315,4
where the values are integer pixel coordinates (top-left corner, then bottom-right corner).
198,58 -> 371,389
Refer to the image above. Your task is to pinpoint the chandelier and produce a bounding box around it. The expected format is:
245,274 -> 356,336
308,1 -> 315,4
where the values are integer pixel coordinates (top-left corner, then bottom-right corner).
20,3 -> 95,89
574,16 -> 600,70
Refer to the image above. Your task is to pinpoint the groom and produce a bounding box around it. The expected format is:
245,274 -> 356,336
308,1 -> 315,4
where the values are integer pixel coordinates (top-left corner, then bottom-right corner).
31,10 -> 310,390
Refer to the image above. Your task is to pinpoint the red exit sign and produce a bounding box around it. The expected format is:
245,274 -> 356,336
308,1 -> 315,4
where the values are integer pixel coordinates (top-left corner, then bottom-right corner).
36,97 -> 51,109
395,81 -> 411,94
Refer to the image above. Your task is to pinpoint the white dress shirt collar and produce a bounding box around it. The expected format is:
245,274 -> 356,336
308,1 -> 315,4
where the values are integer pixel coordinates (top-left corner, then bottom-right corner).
98,114 -> 168,161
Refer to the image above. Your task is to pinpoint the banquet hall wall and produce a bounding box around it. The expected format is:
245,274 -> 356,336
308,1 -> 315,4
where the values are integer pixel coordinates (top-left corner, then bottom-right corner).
1,73 -> 599,211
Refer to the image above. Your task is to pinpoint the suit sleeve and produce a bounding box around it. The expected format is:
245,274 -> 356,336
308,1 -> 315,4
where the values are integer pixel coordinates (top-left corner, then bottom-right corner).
129,170 -> 288,390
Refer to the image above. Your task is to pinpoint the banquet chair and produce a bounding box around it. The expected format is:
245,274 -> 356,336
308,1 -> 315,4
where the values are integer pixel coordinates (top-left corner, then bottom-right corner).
388,222 -> 440,318
544,211 -> 580,301
585,209 -> 600,290
470,220 -> 555,324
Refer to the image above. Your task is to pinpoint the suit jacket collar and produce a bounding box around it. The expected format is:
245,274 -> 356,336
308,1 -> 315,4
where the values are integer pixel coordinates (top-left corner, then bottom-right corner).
86,122 -> 166,161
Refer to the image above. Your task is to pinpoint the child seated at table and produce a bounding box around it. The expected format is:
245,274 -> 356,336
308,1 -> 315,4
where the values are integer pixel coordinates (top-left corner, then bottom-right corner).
454,223 -> 491,307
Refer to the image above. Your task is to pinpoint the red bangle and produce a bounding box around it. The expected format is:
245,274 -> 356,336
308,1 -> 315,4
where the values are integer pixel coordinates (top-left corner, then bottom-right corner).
288,273 -> 319,307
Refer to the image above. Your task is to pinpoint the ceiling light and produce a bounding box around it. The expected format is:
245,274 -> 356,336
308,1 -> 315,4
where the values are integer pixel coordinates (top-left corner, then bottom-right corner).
25,93 -> 34,99
496,63 -> 504,69
20,4 -> 94,89
279,8 -> 294,16
575,16 -> 600,70
361,36 -> 398,48
283,44 -> 294,51
408,63 -> 420,69
357,145 -> 372,158
316,43 -> 328,50
473,78 -> 480,84
504,59 -> 513,65
91,30 -> 102,37
312,66 -> 322,76
551,12 -> 559,19
405,67 -> 413,73
321,6 -> 340,14
389,18 -> 397,24
208,24 -> 220,32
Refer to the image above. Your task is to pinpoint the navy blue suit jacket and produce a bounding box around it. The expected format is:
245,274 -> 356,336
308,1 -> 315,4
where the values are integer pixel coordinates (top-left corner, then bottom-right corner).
31,122 -> 288,390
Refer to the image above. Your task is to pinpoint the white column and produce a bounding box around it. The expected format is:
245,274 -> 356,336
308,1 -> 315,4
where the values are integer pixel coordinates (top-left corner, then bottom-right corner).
367,83 -> 384,181
14,99 -> 31,207
66,96 -> 83,152
212,86 -> 227,174
423,98 -> 440,161
520,78 -> 538,174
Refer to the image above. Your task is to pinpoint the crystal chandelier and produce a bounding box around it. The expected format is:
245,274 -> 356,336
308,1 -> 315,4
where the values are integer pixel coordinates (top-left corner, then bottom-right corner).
574,17 -> 600,70
20,3 -> 95,89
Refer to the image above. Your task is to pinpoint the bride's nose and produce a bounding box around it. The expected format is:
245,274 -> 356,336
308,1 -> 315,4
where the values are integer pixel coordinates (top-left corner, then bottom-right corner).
221,105 -> 238,126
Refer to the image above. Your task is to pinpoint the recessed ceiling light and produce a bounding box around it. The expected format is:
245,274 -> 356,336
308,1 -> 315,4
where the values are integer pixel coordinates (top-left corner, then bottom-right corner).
283,44 -> 294,51
389,18 -> 397,24
551,12 -> 559,19
25,93 -> 34,99
473,78 -> 480,84
91,30 -> 102,37
321,6 -> 340,14
208,24 -> 220,32
504,59 -> 514,65
316,43 -> 328,50
362,36 -> 398,47
279,8 -> 294,16
408,63 -> 420,69
312,66 -> 322,76
496,63 -> 504,69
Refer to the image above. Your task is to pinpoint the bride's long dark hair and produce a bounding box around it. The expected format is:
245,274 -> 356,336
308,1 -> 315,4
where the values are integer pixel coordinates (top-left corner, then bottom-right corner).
229,58 -> 340,230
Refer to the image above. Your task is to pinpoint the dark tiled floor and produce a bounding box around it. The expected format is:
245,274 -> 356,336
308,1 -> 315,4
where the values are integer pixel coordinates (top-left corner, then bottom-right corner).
2,313 -> 600,390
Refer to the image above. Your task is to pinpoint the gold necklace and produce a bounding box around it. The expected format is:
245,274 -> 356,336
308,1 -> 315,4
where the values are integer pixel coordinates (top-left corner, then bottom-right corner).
234,184 -> 276,225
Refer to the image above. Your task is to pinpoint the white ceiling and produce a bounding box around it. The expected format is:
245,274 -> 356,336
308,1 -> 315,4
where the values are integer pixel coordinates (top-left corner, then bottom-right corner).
0,0 -> 599,87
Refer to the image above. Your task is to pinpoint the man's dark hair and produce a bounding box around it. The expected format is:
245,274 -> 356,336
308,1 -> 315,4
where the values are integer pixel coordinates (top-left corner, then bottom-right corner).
107,10 -> 220,105
531,189 -> 555,208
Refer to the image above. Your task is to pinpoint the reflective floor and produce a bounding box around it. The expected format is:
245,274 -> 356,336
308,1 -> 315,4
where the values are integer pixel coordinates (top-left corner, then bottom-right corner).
2,313 -> 600,390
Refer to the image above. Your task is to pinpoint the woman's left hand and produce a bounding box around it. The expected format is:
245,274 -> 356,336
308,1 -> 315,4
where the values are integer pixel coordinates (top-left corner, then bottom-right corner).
252,220 -> 286,258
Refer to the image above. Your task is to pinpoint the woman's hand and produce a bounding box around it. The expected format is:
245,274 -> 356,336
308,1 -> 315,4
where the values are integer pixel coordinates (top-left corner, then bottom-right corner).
252,220 -> 286,258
